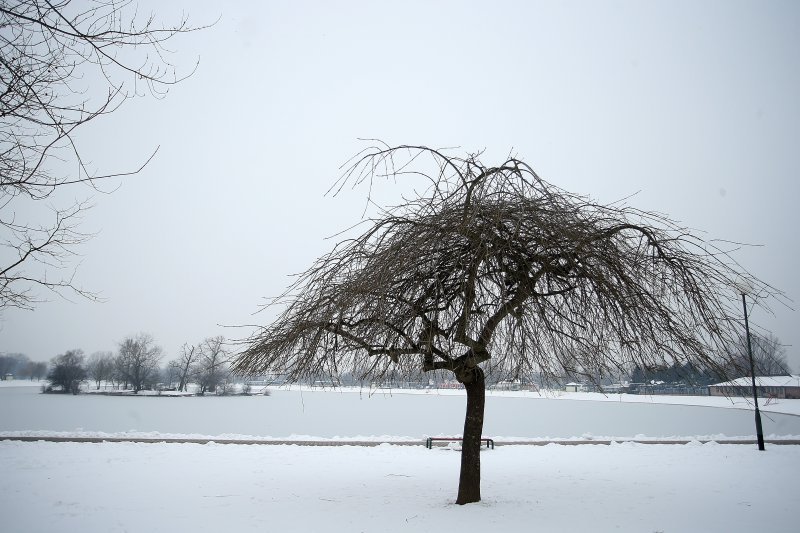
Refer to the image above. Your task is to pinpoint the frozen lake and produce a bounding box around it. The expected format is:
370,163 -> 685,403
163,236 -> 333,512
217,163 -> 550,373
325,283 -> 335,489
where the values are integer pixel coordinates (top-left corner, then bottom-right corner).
2,385 -> 799,439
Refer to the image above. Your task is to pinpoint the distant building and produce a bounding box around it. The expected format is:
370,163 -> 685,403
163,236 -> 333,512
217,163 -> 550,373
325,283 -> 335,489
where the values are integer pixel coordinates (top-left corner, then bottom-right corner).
597,383 -> 626,394
564,382 -> 588,393
491,379 -> 537,391
709,375 -> 800,399
629,383 -> 710,396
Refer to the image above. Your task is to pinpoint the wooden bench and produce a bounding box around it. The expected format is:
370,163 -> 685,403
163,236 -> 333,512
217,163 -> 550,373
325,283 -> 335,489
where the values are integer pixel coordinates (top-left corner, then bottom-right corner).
425,437 -> 495,449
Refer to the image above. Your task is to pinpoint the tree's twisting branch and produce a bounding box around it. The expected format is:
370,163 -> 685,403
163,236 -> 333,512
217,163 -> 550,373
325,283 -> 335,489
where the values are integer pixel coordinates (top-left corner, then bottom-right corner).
1,0 -> 206,311
234,144 -> 785,387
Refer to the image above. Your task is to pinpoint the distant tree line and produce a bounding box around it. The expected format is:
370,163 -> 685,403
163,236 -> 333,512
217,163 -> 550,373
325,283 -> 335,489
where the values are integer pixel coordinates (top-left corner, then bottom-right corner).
0,353 -> 47,380
723,332 -> 790,377
41,334 -> 238,395
629,361 -> 720,387
629,332 -> 790,386
28,329 -> 793,394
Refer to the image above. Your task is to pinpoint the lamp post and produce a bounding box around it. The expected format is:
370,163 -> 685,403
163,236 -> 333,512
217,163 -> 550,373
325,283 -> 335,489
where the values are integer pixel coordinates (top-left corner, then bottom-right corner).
737,280 -> 765,451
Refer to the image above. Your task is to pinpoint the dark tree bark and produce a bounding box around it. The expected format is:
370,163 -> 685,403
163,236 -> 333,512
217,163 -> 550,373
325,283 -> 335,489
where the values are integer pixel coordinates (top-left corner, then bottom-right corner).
456,366 -> 485,505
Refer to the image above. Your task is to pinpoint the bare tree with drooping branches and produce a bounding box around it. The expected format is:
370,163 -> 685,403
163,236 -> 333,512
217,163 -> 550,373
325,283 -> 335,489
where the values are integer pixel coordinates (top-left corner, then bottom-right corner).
0,0 -> 204,311
233,143 -> 783,505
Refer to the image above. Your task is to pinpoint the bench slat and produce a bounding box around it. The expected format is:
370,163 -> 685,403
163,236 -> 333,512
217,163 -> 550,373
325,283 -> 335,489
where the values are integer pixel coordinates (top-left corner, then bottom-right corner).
425,437 -> 494,449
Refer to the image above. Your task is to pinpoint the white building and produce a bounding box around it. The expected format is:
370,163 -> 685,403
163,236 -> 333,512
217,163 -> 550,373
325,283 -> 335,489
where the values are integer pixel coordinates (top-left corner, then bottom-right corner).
708,375 -> 800,399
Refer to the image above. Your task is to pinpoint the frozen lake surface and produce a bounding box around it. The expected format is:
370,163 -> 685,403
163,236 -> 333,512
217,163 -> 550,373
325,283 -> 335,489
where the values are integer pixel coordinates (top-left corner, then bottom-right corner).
2,385 -> 799,439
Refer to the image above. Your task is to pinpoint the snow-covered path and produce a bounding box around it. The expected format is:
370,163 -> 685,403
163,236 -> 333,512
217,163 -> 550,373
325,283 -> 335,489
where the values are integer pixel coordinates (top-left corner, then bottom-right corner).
1,440 -> 795,533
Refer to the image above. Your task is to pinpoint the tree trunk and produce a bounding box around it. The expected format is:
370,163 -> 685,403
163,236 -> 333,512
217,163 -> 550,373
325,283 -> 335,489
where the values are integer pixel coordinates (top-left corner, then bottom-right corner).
456,366 -> 485,505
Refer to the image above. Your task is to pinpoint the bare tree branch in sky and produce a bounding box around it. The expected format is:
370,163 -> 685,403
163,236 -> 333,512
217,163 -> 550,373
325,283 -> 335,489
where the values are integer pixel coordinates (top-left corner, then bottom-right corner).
0,0 -> 205,311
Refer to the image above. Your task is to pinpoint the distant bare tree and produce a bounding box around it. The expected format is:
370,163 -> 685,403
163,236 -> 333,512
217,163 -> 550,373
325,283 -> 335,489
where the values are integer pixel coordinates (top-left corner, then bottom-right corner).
725,333 -> 790,377
86,351 -> 114,389
234,144 -> 784,505
0,0 -> 204,311
0,355 -> 11,378
195,336 -> 229,394
14,355 -> 31,378
25,360 -> 47,381
160,361 -> 177,389
116,333 -> 163,392
47,349 -> 86,393
169,343 -> 201,392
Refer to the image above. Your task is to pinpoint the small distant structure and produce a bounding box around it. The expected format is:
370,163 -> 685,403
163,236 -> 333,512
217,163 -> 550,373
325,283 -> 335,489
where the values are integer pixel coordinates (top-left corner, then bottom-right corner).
564,382 -> 588,393
492,380 -> 521,391
3,373 -> 13,381
597,383 -> 626,394
709,375 -> 800,400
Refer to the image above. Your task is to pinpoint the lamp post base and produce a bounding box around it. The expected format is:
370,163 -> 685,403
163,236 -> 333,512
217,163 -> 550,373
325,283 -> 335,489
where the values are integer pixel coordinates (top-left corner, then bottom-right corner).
755,406 -> 765,451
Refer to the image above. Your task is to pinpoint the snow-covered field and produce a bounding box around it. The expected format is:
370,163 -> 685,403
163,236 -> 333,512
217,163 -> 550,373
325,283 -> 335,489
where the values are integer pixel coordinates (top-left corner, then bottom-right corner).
1,384 -> 798,532
2,438 -> 798,532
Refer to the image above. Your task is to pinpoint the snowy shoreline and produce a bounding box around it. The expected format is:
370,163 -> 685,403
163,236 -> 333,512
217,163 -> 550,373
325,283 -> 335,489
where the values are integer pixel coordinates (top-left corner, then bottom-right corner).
4,379 -> 800,415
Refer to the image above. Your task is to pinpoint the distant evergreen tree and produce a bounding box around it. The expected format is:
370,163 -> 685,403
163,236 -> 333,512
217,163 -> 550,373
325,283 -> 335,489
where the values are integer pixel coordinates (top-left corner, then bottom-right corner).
630,365 -> 647,383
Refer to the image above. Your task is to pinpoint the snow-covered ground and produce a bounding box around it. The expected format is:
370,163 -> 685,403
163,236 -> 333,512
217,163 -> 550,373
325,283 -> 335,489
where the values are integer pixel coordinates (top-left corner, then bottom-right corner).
2,439 -> 797,532
1,384 -> 798,531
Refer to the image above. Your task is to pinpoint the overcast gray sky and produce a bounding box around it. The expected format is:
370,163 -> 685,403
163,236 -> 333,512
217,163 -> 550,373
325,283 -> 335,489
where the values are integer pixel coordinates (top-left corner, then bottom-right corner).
2,0 -> 798,372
